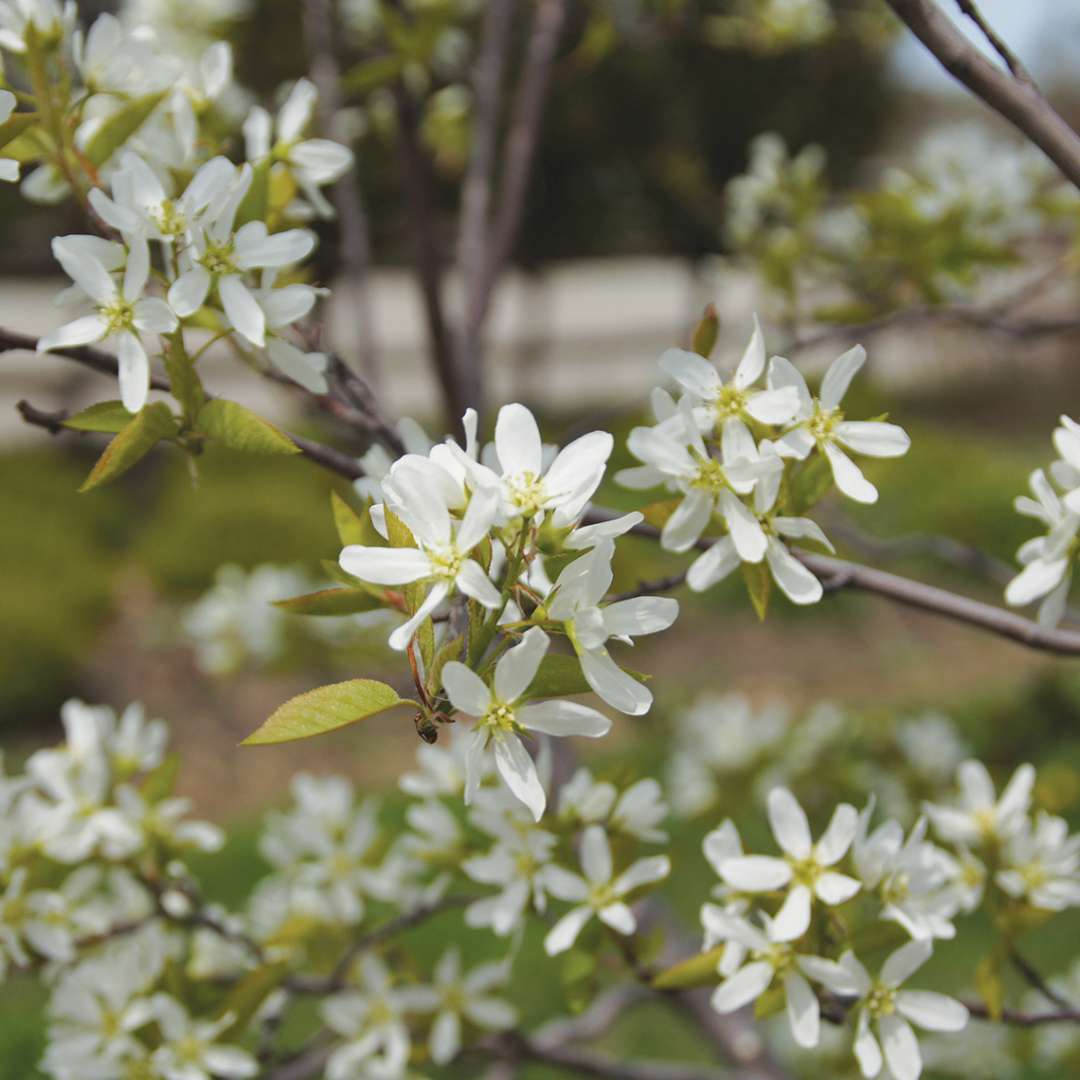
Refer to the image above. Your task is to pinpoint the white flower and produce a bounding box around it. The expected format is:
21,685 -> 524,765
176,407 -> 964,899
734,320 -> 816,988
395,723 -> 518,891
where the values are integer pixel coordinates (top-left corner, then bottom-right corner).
702,905 -> 822,1049
0,90 -> 19,181
322,955 -> 411,1080
442,627 -> 611,820
89,150 -> 236,243
621,401 -> 778,556
924,759 -> 1035,846
244,77 -> 354,217
463,821 -> 558,936
769,345 -> 910,504
453,403 -> 613,527
543,825 -> 670,955
340,482 -> 501,651
895,712 -> 969,785
355,417 -> 434,502
252,272 -> 329,393
658,317 -> 800,435
38,233 -> 178,412
547,540 -> 678,716
149,995 -> 258,1079
1005,465 -> 1078,626
400,728 -> 486,797
800,940 -> 968,1080
720,787 -> 859,939
167,164 -> 316,348
404,948 -> 518,1064
852,802 -> 959,941
114,785 -> 224,854
558,768 -> 669,841
0,0 -> 74,54
996,811 -> 1080,910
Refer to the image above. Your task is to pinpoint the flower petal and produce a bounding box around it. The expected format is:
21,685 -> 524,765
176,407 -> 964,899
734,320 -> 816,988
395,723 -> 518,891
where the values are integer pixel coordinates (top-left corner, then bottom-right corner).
820,344 -> 865,410
495,403 -> 543,477
896,991 -> 968,1033
495,627 -> 549,703
517,700 -> 611,738
219,274 -> 266,347
543,905 -> 593,956
711,961 -> 773,1013
835,421 -> 910,459
493,733 -> 546,821
769,787 -> 812,858
824,442 -> 878,504
784,971 -> 820,1048
339,545 -> 430,585
441,662 -> 492,716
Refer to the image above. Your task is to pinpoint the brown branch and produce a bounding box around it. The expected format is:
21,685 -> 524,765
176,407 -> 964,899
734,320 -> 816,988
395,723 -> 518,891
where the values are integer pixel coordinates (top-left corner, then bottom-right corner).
883,0 -> 1080,191
954,0 -> 1034,85
302,0 -> 380,387
584,507 -> 1080,658
1009,947 -> 1077,1012
610,570 -> 688,603
0,328 -> 169,391
391,79 -> 467,422
964,1001 -> 1080,1026
460,0 -> 570,407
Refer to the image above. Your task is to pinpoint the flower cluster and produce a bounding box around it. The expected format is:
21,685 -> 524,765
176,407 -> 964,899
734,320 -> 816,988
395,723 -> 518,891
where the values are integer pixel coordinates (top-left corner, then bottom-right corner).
11,8 -> 353,412
1005,415 -> 1080,625
699,756 -> 1080,1078
321,401 -> 678,819
620,318 -> 909,608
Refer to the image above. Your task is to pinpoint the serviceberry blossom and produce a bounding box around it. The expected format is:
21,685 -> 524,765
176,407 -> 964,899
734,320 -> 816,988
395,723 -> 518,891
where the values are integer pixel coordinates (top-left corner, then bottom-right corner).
547,540 -> 679,715
167,164 -> 316,347
702,905 -> 823,1048
38,233 -> 178,412
923,759 -> 1035,846
658,317 -> 800,436
321,955 -> 412,1080
0,90 -> 20,182
442,627 -> 611,820
800,940 -> 968,1080
454,402 -> 614,527
769,345 -> 910,503
543,824 -> 670,955
621,401 -> 777,556
149,995 -> 258,1079
404,948 -> 518,1065
557,768 -> 669,842
244,76 -> 354,217
719,787 -> 859,938
995,811 -> 1080,911
1005,460 -> 1079,625
341,481 -> 500,651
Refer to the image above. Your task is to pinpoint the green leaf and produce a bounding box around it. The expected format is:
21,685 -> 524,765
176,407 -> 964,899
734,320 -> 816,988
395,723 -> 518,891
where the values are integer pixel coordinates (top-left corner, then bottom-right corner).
0,111 -> 37,152
80,402 -> 178,492
63,400 -> 134,434
642,498 -> 681,528
274,587 -> 385,616
691,302 -> 719,358
975,953 -> 1005,1022
140,753 -> 180,803
786,454 -> 833,516
217,963 -> 289,1038
742,561 -> 771,621
753,985 -> 785,1020
196,399 -> 299,456
235,158 -> 271,227
524,652 -> 648,700
162,335 -> 205,422
427,634 -> 463,699
652,946 -> 725,991
332,491 -> 383,547
84,92 -> 167,166
243,679 -> 411,745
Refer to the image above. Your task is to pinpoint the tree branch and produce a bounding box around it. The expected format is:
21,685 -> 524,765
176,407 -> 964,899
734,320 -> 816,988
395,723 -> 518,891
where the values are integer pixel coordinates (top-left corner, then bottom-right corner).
302,0 -> 380,386
460,0 -> 569,403
954,0 -> 1034,85
1009,947 -> 1077,1012
584,508 -> 1080,657
883,0 -> 1080,191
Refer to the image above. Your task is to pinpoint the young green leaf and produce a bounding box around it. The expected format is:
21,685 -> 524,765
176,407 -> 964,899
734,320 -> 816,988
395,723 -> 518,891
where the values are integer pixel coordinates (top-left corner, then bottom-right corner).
274,587 -> 385,616
243,679 -> 413,745
332,490 -> 384,547
691,302 -> 720,359
196,399 -> 299,456
79,402 -> 178,492
742,561 -> 771,621
63,400 -> 135,434
651,946 -> 726,991
84,91 -> 167,166
0,111 -> 38,153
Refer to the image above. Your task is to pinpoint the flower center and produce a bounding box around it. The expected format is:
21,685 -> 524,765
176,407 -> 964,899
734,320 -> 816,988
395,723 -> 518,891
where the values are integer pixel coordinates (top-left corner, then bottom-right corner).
1020,861 -> 1049,890
175,1035 -> 205,1064
881,872 -> 910,905
101,298 -> 136,334
509,472 -> 547,516
199,241 -> 238,276
152,199 -> 187,239
481,702 -> 518,735
788,855 -> 823,888
867,982 -> 896,1018
714,384 -> 748,421
808,404 -> 842,442
691,458 -> 730,494
428,545 -> 464,581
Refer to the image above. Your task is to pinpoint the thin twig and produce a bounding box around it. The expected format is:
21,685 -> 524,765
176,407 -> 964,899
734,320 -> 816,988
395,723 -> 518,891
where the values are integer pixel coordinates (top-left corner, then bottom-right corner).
583,507 -> 1080,658
1009,947 -> 1077,1012
954,0 -> 1035,86
883,0 -> 1080,191
460,0 -> 570,409
302,0 -> 380,386
610,571 -> 688,602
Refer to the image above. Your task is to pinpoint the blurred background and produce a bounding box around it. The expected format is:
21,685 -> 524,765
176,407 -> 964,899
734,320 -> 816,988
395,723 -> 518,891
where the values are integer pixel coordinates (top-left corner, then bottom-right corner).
5,1 -> 1080,1075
